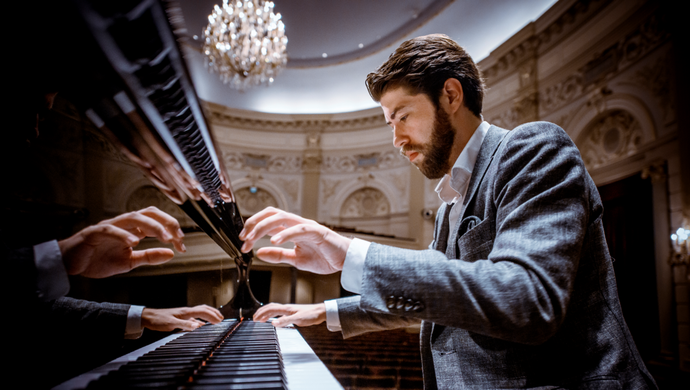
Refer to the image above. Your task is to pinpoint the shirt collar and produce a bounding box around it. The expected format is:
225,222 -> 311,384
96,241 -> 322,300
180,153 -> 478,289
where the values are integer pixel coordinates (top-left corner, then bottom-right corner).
435,121 -> 490,204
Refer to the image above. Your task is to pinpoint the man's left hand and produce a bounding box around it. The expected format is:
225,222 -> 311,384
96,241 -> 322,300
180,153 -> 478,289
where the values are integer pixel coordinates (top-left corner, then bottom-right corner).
141,304 -> 224,332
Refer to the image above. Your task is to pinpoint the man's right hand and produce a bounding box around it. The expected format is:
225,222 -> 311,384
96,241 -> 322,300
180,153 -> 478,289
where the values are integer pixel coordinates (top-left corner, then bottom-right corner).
253,302 -> 327,328
239,207 -> 351,275
58,206 -> 185,278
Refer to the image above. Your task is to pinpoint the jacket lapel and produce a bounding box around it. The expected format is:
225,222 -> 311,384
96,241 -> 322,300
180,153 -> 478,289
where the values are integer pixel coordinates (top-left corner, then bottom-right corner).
459,125 -> 509,223
444,125 -> 509,260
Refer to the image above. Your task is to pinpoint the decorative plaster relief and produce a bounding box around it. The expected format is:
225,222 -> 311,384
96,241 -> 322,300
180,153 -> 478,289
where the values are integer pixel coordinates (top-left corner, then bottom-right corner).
321,178 -> 344,204
340,187 -> 390,218
633,53 -> 674,124
579,110 -> 643,170
208,108 -> 385,133
274,178 -> 299,204
538,8 -> 669,116
221,151 -> 302,173
235,187 -> 279,216
322,150 -> 407,173
541,74 -> 585,113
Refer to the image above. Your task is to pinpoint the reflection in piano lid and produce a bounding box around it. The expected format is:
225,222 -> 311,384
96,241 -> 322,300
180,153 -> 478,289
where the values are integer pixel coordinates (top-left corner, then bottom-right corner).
63,0 -> 262,318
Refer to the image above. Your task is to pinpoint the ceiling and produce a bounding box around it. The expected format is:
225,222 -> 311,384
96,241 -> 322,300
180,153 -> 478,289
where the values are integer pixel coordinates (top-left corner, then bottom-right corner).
176,0 -> 558,115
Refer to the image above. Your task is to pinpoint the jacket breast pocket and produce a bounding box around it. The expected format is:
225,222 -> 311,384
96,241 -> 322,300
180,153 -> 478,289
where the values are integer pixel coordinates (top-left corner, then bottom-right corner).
456,217 -> 494,261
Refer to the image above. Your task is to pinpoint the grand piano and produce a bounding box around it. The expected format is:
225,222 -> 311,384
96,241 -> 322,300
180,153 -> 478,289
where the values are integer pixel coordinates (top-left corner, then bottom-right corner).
49,0 -> 342,388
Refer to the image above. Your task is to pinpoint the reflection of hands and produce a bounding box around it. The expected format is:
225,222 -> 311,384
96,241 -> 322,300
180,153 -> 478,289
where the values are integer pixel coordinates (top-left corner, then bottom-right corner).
142,304 -> 224,332
253,302 -> 326,328
239,207 -> 351,275
58,206 -> 186,278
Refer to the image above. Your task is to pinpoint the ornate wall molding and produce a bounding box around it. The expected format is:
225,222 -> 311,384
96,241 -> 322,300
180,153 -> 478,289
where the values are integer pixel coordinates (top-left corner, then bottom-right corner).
322,150 -> 407,173
537,7 -> 670,116
235,187 -> 279,216
641,160 -> 668,184
340,187 -> 391,218
222,151 -> 302,173
206,104 -> 386,133
632,51 -> 675,124
230,177 -> 291,212
482,0 -> 611,85
579,109 -> 643,170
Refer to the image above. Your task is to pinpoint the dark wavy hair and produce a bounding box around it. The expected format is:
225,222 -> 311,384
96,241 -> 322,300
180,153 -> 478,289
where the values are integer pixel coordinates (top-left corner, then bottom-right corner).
365,34 -> 484,117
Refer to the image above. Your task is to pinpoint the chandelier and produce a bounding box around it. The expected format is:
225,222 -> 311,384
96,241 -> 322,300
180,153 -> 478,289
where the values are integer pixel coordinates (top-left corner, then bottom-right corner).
202,0 -> 288,91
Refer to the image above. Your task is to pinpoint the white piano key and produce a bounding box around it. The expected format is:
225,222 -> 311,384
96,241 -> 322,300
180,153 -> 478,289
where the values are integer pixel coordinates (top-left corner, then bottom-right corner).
276,326 -> 343,390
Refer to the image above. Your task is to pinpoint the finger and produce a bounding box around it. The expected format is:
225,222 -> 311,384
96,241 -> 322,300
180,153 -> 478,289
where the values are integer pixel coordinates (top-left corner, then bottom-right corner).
255,247 -> 297,265
271,316 -> 294,328
138,206 -> 186,252
175,318 -> 205,332
107,211 -> 186,253
240,211 -> 307,252
239,207 -> 282,240
138,206 -> 183,236
85,224 -> 141,247
253,304 -> 294,322
185,305 -> 224,323
270,224 -> 323,246
129,248 -> 175,269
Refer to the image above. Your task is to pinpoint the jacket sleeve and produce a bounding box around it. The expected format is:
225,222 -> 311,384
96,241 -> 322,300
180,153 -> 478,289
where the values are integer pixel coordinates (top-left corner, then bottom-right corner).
337,295 -> 420,339
48,297 -> 131,340
355,123 -> 589,345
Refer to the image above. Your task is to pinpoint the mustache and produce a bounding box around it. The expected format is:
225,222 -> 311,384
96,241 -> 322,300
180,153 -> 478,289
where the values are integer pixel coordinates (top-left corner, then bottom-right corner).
400,143 -> 426,157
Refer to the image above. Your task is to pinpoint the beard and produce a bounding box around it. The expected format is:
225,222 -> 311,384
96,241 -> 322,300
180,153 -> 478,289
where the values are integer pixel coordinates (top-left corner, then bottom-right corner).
400,106 -> 456,179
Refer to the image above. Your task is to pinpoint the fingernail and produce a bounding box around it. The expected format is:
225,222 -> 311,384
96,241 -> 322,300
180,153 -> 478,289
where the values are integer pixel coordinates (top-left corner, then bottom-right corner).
177,228 -> 184,237
181,243 -> 187,252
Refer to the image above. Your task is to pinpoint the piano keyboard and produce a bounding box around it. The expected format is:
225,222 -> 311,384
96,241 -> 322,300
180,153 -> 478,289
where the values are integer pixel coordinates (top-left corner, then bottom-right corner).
53,320 -> 342,390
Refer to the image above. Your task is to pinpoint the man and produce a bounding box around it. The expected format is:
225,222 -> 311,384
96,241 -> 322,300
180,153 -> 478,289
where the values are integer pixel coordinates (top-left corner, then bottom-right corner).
240,35 -> 657,388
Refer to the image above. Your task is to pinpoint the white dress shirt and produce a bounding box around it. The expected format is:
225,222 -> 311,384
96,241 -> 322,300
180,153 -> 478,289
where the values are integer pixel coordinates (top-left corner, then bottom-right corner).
325,121 -> 490,331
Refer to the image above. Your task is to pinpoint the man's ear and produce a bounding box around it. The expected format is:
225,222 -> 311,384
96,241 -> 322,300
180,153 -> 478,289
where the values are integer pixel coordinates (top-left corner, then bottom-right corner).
441,78 -> 464,114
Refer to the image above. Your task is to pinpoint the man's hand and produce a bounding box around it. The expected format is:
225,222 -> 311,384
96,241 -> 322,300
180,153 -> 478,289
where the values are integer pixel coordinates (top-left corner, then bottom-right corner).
58,206 -> 186,278
239,207 -> 351,274
253,303 -> 326,328
142,304 -> 224,332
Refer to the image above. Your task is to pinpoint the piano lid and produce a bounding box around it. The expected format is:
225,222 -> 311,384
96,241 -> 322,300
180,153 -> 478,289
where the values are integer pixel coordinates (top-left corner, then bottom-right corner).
62,0 -> 262,317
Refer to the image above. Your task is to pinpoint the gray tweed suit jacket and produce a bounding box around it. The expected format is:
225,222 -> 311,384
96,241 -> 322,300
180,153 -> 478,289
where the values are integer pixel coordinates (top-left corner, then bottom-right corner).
335,122 -> 656,389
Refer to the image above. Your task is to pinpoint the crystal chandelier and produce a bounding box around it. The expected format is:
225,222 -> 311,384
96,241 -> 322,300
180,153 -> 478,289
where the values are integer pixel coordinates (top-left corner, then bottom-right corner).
202,0 -> 288,91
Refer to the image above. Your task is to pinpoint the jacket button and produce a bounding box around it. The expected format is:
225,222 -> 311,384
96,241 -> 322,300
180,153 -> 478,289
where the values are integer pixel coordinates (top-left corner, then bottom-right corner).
396,296 -> 405,310
386,296 -> 396,309
404,299 -> 414,311
413,301 -> 425,312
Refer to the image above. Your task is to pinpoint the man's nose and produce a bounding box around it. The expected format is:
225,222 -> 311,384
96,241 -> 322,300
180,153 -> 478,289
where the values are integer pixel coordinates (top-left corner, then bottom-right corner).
392,126 -> 408,148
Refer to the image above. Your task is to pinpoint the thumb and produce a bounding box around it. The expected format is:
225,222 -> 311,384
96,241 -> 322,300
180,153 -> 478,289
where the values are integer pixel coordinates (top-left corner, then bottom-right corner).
175,318 -> 204,332
271,315 -> 294,328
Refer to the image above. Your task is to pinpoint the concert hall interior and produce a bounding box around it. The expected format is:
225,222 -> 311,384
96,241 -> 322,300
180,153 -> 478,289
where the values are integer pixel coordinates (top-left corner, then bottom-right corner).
4,0 -> 689,388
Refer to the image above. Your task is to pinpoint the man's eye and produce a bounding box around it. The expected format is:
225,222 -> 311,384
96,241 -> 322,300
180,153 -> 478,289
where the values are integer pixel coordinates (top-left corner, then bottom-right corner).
400,115 -> 408,122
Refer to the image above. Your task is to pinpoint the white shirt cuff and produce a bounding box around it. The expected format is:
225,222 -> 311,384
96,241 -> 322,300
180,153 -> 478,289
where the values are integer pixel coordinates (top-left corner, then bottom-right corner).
341,238 -> 370,294
324,299 -> 341,332
34,240 -> 69,301
125,305 -> 145,339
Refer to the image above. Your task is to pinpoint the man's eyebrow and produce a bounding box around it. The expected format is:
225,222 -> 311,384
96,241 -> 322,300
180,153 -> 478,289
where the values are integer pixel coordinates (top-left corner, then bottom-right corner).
385,105 -> 405,126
